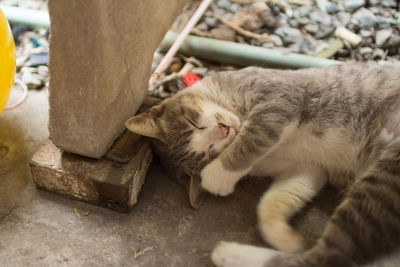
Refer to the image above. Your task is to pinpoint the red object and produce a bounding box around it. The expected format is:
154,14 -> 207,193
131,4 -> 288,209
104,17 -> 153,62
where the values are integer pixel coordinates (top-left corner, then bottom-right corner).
182,72 -> 202,87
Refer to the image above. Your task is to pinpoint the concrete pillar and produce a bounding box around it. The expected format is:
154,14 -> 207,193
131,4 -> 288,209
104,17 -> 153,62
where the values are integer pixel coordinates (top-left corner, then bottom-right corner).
48,0 -> 188,158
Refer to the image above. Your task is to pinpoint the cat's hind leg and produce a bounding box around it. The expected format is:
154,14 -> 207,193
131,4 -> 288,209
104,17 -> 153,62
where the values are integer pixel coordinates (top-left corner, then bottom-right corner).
258,170 -> 327,253
307,175 -> 400,265
295,141 -> 400,266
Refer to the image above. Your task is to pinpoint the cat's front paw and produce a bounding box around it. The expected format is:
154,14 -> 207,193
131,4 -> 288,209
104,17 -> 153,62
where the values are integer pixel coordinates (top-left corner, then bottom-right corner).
201,159 -> 240,196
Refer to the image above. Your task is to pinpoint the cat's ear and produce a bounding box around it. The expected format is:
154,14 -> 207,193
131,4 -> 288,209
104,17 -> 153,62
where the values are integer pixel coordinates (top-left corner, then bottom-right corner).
125,105 -> 166,143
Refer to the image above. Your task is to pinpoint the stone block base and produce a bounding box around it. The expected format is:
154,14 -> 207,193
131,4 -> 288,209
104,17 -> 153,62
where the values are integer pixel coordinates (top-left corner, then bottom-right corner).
30,132 -> 152,212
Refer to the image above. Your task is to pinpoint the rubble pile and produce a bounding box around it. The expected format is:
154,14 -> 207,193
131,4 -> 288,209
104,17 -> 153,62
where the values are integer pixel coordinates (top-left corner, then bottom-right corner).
194,0 -> 400,61
152,0 -> 400,97
1,0 -> 399,98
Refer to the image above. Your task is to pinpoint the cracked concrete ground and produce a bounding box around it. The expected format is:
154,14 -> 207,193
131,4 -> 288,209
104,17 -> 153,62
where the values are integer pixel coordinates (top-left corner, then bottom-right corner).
0,89 -> 339,266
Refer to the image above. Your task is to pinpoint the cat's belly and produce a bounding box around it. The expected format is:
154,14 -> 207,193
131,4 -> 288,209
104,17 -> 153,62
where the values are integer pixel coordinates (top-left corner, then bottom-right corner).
384,108 -> 400,138
249,122 -> 360,187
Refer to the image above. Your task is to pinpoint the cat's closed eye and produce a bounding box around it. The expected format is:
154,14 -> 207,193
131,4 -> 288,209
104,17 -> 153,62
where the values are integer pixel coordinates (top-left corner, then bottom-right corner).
185,117 -> 206,130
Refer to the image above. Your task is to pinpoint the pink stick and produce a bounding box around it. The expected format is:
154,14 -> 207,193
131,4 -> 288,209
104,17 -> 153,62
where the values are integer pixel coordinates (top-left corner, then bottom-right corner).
148,0 -> 213,89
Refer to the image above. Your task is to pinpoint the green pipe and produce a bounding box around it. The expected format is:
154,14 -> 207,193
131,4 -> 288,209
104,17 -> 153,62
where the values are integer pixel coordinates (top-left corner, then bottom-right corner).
0,5 -> 50,29
160,31 -> 341,69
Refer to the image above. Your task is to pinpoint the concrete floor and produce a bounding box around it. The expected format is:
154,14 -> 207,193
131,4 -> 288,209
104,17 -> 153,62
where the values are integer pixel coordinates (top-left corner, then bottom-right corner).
0,88 -> 340,266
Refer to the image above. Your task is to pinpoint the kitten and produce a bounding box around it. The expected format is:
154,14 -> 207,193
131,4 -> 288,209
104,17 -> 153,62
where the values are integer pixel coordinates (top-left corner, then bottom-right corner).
126,63 -> 400,267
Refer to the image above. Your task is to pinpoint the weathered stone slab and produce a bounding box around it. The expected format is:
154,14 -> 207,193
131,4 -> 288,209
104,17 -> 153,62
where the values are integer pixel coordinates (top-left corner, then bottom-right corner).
48,0 -> 188,158
30,132 -> 152,212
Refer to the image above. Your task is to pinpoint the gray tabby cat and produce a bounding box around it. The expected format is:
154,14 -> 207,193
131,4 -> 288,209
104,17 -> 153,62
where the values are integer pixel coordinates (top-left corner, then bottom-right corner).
126,63 -> 400,267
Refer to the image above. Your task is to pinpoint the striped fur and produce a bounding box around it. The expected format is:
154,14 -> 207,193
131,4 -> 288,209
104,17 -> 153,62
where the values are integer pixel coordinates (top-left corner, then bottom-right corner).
126,63 -> 400,266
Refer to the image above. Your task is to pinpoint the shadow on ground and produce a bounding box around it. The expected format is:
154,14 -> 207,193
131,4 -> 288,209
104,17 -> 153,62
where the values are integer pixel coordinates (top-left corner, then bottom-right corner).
0,118 -> 35,220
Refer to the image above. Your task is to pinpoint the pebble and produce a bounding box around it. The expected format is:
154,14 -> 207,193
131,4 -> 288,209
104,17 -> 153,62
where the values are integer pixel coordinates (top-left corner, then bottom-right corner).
314,41 -> 330,54
375,29 -> 392,47
259,10 -> 281,30
217,0 -> 231,10
304,23 -> 319,35
330,16 -> 341,27
210,26 -> 236,42
359,29 -> 373,38
359,46 -> 374,55
386,35 -> 400,48
229,3 -> 241,13
296,17 -> 311,27
372,48 -> 386,59
297,6 -> 314,17
315,0 -> 329,13
231,6 -> 261,30
314,24 -> 335,39
37,65 -> 48,77
288,19 -> 300,28
269,34 -> 283,46
16,55 -> 29,69
368,0 -> 380,5
251,2 -> 268,14
336,12 -> 352,26
352,8 -> 378,27
309,9 -> 331,25
205,16 -> 218,28
288,43 -> 302,53
302,35 -> 317,54
376,17 -> 397,29
275,26 -> 304,45
21,69 -> 44,89
213,8 -> 226,18
327,2 -> 341,14
235,35 -> 246,43
196,22 -> 209,31
344,0 -> 365,12
381,0 -> 398,8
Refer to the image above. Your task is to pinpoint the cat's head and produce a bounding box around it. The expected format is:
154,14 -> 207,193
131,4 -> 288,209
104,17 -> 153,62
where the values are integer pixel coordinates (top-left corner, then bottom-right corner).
125,88 -> 240,172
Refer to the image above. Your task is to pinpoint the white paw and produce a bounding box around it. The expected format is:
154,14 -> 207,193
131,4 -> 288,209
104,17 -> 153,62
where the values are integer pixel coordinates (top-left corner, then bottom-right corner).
211,241 -> 280,267
201,159 -> 243,196
259,221 -> 304,253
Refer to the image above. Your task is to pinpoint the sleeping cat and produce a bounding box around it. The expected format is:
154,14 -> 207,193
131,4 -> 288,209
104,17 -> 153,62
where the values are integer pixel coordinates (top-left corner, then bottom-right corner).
126,63 -> 400,267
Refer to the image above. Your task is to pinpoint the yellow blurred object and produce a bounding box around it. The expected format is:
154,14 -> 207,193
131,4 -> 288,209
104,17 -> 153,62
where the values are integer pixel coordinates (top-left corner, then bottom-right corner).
0,7 -> 16,114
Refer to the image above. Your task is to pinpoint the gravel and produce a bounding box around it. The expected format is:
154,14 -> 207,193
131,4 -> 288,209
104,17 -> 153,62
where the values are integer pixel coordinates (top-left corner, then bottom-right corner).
194,0 -> 400,62
1,0 -> 399,99
153,0 -> 400,97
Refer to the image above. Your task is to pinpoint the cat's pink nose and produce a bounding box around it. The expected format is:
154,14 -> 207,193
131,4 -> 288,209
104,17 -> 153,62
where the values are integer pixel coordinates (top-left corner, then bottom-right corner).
218,123 -> 230,138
